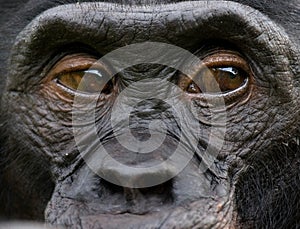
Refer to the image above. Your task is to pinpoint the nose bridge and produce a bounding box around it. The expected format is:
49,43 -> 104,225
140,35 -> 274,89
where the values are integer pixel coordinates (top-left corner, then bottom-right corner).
111,77 -> 183,133
129,98 -> 174,127
111,78 -> 185,152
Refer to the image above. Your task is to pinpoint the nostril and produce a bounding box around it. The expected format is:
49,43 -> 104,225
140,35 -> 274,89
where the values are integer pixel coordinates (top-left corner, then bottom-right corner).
122,181 -> 174,206
100,179 -> 173,198
98,179 -> 174,213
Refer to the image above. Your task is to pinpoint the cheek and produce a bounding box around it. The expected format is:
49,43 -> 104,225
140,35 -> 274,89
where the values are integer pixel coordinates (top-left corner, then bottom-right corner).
221,90 -> 279,157
4,89 -> 75,161
3,83 -> 117,162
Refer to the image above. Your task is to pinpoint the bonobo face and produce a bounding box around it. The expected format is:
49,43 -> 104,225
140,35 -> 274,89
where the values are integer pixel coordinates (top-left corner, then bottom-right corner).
0,0 -> 299,228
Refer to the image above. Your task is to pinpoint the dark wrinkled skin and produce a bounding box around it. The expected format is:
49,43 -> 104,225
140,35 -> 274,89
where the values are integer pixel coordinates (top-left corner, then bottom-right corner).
0,0 -> 299,228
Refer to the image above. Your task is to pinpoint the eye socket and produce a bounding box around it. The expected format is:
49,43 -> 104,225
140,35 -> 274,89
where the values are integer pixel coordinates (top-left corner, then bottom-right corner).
181,51 -> 251,95
48,53 -> 114,95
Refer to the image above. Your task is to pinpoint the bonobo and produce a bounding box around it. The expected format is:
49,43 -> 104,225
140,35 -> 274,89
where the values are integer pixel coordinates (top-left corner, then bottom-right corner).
0,0 -> 299,228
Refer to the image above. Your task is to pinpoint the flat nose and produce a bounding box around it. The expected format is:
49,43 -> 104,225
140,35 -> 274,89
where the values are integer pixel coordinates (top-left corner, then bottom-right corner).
98,134 -> 180,188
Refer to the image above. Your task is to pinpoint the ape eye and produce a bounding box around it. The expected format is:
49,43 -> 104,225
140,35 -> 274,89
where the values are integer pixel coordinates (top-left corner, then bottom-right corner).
187,66 -> 248,94
48,53 -> 114,95
180,51 -> 251,95
57,69 -> 113,94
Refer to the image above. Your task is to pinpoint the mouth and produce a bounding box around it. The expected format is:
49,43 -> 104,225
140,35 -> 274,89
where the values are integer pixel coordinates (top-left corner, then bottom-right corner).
74,196 -> 232,229
46,174 -> 234,229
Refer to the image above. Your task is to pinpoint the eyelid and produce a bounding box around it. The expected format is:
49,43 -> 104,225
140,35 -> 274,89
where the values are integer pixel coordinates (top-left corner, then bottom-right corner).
185,51 -> 251,84
202,52 -> 250,72
47,54 -> 102,80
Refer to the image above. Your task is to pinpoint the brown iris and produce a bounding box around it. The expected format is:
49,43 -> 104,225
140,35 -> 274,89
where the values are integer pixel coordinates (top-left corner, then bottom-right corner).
47,53 -> 114,94
187,66 -> 247,94
57,69 -> 112,94
182,51 -> 251,95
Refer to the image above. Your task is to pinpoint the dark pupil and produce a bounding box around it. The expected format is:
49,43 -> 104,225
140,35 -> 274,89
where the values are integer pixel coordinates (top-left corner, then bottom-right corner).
78,70 -> 106,92
209,66 -> 246,92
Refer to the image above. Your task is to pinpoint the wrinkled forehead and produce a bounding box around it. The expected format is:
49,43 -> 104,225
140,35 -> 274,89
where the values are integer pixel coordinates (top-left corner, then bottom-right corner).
6,0 -> 298,91
29,1 -> 253,18
13,0 -> 279,52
